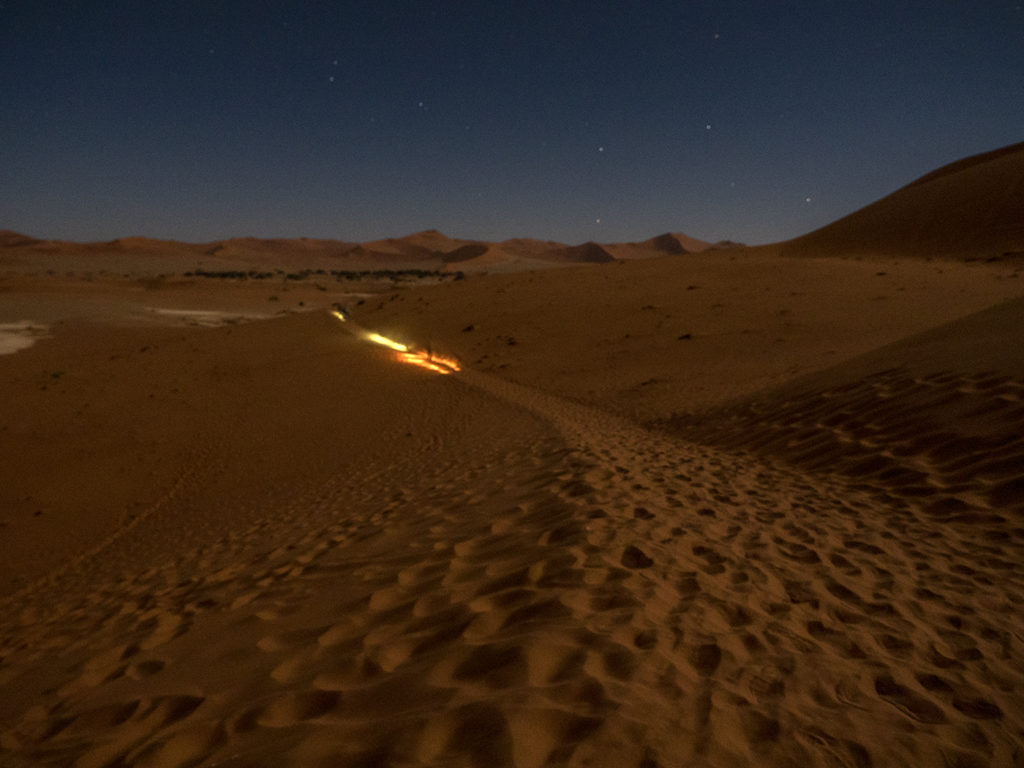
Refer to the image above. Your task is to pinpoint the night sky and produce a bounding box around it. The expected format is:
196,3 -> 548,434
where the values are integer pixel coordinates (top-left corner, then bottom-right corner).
2,2 -> 1022,246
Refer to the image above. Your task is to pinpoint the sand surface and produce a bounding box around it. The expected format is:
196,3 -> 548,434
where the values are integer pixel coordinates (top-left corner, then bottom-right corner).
2,238 -> 1024,766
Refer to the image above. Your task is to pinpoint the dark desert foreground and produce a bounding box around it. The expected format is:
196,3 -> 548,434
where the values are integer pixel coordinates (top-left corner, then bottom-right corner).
2,144 -> 1024,766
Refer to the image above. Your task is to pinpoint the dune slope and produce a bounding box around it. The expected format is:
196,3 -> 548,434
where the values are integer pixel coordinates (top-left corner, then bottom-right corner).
358,249 -> 1024,419
779,142 -> 1024,260
659,294 -> 1024,543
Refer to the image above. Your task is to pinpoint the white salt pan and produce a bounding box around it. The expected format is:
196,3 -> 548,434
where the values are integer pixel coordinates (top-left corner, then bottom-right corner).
0,321 -> 48,355
147,308 -> 270,327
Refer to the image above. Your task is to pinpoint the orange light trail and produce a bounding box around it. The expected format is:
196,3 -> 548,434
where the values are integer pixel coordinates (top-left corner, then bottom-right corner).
395,350 -> 461,374
330,312 -> 460,375
428,352 -> 461,372
397,351 -> 450,374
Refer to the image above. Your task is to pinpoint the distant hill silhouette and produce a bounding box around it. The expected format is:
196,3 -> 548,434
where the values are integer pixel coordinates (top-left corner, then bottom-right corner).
0,230 -> 44,248
546,241 -> 616,264
645,233 -> 688,254
441,244 -> 490,263
0,227 -> 727,271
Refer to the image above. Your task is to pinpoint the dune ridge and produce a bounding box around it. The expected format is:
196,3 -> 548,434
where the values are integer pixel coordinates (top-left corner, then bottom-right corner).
779,141 -> 1024,260
0,227 -> 720,276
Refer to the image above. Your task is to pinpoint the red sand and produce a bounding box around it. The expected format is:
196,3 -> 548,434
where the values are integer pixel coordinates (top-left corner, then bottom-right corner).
1,143 -> 1023,767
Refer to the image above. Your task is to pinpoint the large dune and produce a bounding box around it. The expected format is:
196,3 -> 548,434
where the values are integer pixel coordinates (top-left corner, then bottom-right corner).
2,143 -> 1024,766
779,141 -> 1024,260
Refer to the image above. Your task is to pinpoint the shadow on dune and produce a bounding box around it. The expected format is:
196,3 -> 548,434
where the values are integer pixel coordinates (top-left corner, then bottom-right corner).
656,296 -> 1024,529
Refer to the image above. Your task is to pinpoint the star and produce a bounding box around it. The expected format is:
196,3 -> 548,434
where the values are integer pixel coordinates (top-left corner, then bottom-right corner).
598,146 -> 604,152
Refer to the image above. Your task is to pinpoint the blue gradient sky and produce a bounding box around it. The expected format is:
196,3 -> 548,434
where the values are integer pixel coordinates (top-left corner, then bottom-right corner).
2,1 -> 1022,245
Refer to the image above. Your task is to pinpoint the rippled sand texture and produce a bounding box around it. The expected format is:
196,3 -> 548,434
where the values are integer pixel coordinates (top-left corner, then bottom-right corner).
2,141 -> 1024,767
2,298 -> 1023,766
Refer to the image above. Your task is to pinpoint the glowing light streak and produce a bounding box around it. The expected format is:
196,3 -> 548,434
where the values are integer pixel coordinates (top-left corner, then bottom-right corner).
397,351 -> 451,374
396,350 -> 461,374
329,310 -> 460,375
428,352 -> 462,372
365,332 -> 409,352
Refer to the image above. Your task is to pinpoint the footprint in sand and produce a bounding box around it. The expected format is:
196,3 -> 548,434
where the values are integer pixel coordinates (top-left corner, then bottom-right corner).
874,674 -> 947,724
690,642 -> 722,676
621,546 -> 654,569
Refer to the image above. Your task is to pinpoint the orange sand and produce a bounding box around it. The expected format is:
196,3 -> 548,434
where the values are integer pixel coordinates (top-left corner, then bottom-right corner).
2,143 -> 1023,767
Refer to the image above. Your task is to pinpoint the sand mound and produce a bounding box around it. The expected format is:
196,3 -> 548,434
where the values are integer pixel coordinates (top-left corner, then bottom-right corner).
643,233 -> 688,254
442,244 -> 490,264
543,242 -> 616,264
0,231 -> 44,248
660,293 -> 1024,543
779,141 -> 1024,260
601,232 -> 714,261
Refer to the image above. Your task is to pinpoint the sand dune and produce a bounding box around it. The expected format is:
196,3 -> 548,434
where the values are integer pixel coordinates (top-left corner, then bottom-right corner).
0,228 -> 722,277
779,141 -> 1024,260
601,233 -> 716,261
659,294 -> 1024,536
0,231 -> 46,248
358,248 -> 1024,419
2,143 -> 1024,766
542,242 -> 616,265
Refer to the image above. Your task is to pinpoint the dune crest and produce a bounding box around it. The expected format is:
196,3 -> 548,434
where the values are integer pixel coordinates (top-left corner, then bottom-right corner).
0,227 -> 723,274
780,141 -> 1024,260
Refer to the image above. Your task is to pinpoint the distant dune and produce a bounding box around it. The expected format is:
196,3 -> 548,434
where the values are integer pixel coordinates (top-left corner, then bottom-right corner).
0,227 -> 723,274
543,241 -> 617,264
441,244 -> 490,264
603,233 -> 695,260
0,230 -> 44,248
779,141 -> 1024,260
7,142 -> 1022,271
